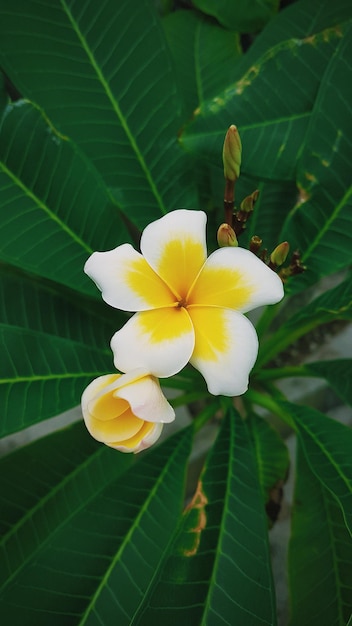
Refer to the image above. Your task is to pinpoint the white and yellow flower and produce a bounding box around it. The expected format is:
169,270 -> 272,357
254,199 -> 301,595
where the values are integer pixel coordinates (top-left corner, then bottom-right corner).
81,369 -> 174,453
85,209 -> 284,396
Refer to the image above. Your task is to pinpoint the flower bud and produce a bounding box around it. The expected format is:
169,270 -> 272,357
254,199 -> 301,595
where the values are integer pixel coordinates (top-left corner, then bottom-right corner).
223,125 -> 242,181
81,370 -> 175,453
249,235 -> 262,255
217,223 -> 238,247
240,189 -> 260,213
270,242 -> 290,267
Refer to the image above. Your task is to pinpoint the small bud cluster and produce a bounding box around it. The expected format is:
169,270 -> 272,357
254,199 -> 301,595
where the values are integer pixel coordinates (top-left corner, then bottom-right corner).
218,124 -> 306,283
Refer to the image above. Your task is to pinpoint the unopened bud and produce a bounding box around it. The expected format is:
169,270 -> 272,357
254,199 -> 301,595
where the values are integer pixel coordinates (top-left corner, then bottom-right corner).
223,125 -> 242,181
240,189 -> 260,213
249,235 -> 262,255
217,223 -> 238,247
270,242 -> 290,267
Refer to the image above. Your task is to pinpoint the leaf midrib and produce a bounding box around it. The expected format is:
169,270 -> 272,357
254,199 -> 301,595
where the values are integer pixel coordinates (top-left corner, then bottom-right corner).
0,445 -> 132,593
0,160 -> 93,254
78,429 -> 191,625
60,0 -> 167,216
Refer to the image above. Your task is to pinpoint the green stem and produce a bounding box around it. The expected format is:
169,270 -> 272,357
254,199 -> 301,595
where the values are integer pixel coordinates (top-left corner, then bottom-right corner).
255,300 -> 283,340
255,364 -> 311,381
193,399 -> 220,434
255,314 -> 331,370
170,391 -> 210,409
245,389 -> 295,430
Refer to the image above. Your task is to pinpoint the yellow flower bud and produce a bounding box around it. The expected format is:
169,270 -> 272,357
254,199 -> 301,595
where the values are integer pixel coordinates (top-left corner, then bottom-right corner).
217,223 -> 239,247
270,242 -> 290,267
223,125 -> 242,181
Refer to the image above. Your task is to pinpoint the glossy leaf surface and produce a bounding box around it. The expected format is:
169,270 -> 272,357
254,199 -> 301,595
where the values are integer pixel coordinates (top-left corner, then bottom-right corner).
163,9 -> 241,116
0,101 -> 131,294
0,0 -> 197,227
181,0 -> 352,290
0,424 -> 193,625
0,266 -> 120,436
133,407 -> 277,625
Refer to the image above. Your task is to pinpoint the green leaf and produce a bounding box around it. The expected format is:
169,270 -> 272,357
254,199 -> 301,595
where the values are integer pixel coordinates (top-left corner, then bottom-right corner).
281,400 -> 352,536
256,273 -> 352,367
0,266 -> 122,436
163,10 -> 242,116
181,0 -> 352,289
192,0 -> 280,33
305,359 -> 352,407
0,72 -> 8,118
280,20 -> 352,291
132,407 -> 277,625
289,441 -> 352,626
0,0 -> 197,228
0,423 -> 193,624
249,413 -> 290,524
0,101 -> 131,294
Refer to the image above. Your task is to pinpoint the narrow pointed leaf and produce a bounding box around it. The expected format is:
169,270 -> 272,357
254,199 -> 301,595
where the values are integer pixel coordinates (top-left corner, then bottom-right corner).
0,0 -> 197,227
249,413 -> 290,524
0,101 -> 131,294
0,424 -> 193,625
281,400 -> 352,536
289,441 -> 352,626
133,407 -> 277,625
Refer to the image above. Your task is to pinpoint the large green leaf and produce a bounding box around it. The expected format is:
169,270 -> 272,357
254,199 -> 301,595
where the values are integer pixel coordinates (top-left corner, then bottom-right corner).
0,423 -> 193,625
289,441 -> 352,626
0,0 -> 197,228
132,406 -> 277,625
281,401 -> 352,536
192,0 -> 280,33
163,10 -> 242,116
0,101 -> 131,294
280,21 -> 352,291
256,273 -> 352,367
305,359 -> 352,407
180,0 -> 352,289
0,266 -> 122,436
249,413 -> 290,524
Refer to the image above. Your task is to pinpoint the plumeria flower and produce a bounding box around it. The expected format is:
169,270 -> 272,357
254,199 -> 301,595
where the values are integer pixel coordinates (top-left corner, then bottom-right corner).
81,369 -> 175,453
85,210 -> 284,396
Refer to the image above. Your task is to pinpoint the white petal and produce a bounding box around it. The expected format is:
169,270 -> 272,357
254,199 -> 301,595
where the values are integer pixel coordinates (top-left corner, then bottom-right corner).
84,244 -> 175,311
117,374 -> 175,423
189,307 -> 259,396
111,307 -> 195,378
188,247 -> 284,312
140,209 -> 208,299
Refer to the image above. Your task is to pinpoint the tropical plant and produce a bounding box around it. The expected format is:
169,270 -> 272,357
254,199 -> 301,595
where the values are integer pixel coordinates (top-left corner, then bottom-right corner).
0,0 -> 351,624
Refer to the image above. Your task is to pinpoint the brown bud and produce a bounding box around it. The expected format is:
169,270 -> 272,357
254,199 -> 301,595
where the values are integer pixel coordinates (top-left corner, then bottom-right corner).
249,235 -> 262,255
217,223 -> 238,247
